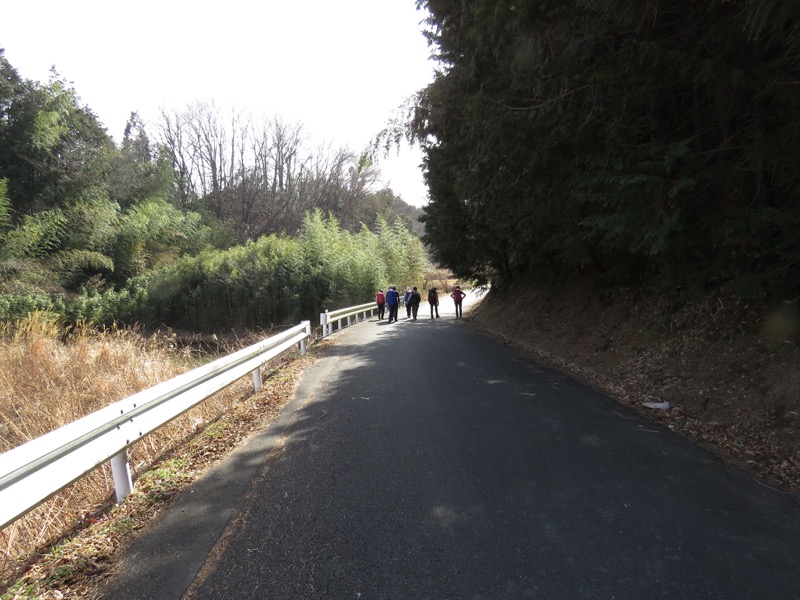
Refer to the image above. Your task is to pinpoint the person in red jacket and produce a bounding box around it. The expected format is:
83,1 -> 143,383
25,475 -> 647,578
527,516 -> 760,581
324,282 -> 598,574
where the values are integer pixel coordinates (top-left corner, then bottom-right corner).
376,289 -> 386,320
450,286 -> 466,319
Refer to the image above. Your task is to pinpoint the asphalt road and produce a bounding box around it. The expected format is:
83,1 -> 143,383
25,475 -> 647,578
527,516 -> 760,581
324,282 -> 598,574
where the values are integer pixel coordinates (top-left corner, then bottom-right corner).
103,295 -> 800,599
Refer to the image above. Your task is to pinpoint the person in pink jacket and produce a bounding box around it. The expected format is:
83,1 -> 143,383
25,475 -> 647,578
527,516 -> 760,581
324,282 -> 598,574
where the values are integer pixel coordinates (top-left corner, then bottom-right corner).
450,286 -> 466,319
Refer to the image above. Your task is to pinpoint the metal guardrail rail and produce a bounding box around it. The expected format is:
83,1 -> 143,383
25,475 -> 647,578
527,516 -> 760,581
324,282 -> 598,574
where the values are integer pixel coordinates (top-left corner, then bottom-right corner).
320,302 -> 376,337
0,321 -> 312,530
0,296 -> 380,530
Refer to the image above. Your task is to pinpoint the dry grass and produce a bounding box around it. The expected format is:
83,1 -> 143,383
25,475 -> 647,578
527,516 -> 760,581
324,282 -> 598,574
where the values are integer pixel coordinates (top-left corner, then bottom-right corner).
0,312 -> 299,591
0,315 -> 186,453
422,267 -> 468,294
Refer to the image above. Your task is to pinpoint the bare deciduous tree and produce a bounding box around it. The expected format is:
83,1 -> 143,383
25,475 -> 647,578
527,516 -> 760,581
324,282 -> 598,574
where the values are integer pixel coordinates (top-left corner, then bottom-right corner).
154,104 -> 387,241
156,108 -> 196,209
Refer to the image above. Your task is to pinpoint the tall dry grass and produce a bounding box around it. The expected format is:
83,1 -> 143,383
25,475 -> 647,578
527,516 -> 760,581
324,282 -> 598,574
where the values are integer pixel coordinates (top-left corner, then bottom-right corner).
0,313 -> 252,583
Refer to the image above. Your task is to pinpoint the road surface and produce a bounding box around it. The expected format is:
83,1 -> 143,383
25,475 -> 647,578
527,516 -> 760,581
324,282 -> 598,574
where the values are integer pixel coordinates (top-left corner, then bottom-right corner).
103,293 -> 800,599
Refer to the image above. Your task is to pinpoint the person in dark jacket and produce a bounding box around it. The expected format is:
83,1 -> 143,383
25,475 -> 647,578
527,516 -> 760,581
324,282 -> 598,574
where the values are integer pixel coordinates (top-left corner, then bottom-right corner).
428,287 -> 439,318
408,286 -> 421,320
450,285 -> 466,319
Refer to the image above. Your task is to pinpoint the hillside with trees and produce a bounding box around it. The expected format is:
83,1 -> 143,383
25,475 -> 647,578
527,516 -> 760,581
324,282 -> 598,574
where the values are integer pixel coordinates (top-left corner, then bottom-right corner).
391,0 -> 800,493
0,50 -> 425,330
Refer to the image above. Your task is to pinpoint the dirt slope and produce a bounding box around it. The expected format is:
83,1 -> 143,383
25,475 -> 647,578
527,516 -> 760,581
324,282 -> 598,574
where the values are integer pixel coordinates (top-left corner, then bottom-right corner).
466,280 -> 800,493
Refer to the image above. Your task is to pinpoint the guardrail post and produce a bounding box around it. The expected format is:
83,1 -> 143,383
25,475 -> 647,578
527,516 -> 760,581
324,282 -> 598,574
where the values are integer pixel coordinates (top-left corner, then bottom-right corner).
300,321 -> 310,355
252,367 -> 263,392
320,311 -> 329,337
110,450 -> 134,503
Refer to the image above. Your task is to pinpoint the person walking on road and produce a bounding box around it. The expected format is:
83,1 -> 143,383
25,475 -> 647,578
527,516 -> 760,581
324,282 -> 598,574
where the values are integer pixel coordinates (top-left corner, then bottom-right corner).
403,287 -> 413,318
451,285 -> 466,319
428,288 -> 439,319
428,287 -> 440,318
386,286 -> 399,323
375,290 -> 386,321
376,289 -> 386,320
408,286 -> 421,320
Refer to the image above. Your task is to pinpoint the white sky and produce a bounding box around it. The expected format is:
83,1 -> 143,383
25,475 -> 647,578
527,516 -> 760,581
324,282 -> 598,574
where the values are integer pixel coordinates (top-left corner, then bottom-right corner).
0,0 -> 435,207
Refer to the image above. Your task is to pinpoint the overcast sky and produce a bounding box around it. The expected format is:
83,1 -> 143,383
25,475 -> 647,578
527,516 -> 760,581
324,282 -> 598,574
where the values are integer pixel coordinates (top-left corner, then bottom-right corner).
1,0 -> 435,206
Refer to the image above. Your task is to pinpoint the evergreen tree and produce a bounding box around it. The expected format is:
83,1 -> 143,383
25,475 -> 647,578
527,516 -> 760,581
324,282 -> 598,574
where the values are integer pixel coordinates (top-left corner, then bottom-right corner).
108,111 -> 172,209
0,58 -> 113,214
410,0 -> 800,297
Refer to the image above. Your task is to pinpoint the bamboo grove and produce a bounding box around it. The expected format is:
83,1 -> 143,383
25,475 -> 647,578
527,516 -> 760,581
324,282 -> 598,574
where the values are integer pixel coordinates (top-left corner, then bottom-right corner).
0,51 -> 427,329
406,0 -> 800,298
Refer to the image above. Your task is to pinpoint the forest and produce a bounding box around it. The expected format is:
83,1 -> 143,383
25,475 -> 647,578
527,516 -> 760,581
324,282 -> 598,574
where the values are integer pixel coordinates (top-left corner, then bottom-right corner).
398,0 -> 800,300
0,50 -> 427,330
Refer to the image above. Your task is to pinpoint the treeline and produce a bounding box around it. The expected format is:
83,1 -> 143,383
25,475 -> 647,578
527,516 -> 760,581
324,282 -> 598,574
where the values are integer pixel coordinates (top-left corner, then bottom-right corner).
0,50 -> 426,329
401,0 -> 800,299
157,102 -> 424,241
66,212 -> 426,330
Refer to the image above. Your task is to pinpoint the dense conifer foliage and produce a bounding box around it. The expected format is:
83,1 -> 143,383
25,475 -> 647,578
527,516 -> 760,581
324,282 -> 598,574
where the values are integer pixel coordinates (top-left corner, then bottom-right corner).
410,0 -> 800,297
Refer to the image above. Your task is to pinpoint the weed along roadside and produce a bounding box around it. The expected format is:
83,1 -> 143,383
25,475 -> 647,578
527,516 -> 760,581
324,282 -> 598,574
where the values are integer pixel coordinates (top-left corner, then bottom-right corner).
0,313 -> 339,600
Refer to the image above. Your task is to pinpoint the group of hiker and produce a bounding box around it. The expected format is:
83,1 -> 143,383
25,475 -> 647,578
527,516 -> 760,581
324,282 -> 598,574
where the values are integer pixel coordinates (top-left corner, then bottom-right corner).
375,285 -> 467,323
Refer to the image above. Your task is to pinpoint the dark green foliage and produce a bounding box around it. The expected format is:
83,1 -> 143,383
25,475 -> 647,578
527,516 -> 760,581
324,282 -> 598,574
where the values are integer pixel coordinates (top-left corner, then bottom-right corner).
0,289 -> 64,322
107,112 -> 173,210
120,212 -> 425,330
0,179 -> 9,231
140,237 -> 301,330
0,53 -> 113,214
108,198 -> 210,283
0,208 -> 67,259
411,0 -> 800,298
0,50 -> 429,331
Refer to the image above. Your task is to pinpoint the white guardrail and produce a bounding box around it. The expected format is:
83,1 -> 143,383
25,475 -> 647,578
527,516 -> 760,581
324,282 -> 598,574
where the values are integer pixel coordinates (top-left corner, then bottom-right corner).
320,302 -> 376,337
0,320 -> 314,530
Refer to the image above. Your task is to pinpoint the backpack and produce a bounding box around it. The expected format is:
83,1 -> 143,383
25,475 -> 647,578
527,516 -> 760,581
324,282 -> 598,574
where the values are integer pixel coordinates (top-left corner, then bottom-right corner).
377,291 -> 385,304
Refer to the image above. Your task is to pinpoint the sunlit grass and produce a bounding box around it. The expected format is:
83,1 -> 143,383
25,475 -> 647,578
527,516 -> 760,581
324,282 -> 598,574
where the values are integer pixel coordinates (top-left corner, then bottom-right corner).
0,312 -> 260,588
